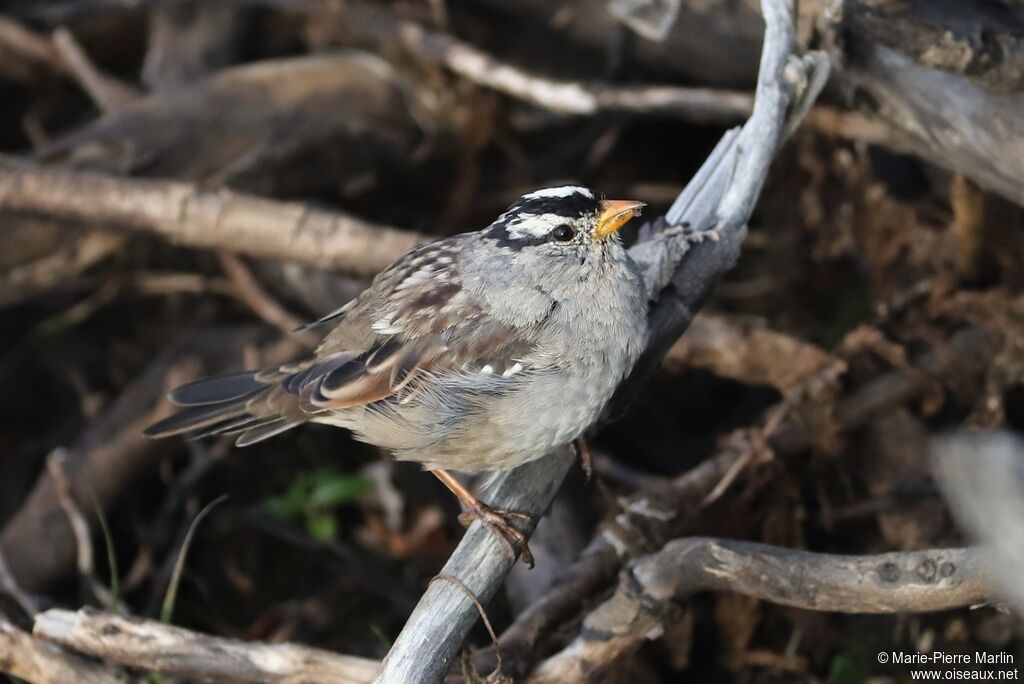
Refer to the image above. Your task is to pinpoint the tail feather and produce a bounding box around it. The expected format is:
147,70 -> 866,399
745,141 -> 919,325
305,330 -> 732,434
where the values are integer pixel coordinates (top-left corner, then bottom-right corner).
147,345 -> 387,446
168,371 -> 265,406
144,399 -> 251,438
236,419 -> 302,447
188,415 -> 272,441
145,371 -> 304,446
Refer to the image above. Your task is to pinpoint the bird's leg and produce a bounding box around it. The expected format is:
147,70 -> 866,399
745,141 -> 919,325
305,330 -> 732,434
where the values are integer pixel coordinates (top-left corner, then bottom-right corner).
573,436 -> 593,482
432,469 -> 535,568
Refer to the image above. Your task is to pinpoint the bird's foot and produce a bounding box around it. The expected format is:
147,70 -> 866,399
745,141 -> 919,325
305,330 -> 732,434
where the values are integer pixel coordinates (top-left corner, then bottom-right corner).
458,503 -> 536,568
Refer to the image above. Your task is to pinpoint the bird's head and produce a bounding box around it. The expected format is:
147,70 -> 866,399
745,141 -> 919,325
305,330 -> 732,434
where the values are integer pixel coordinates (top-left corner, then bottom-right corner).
483,186 -> 645,257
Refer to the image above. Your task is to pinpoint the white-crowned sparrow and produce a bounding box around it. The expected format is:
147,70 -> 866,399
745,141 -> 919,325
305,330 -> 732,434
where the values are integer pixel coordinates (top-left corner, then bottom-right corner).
146,186 -> 648,564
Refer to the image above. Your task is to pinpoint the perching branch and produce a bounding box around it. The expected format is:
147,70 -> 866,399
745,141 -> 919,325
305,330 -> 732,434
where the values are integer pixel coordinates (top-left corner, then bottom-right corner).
374,0 -> 827,681
0,154 -> 424,278
529,541 -> 990,682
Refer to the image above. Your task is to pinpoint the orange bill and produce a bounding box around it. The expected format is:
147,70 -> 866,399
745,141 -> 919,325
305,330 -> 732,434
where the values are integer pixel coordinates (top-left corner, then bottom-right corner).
595,199 -> 646,239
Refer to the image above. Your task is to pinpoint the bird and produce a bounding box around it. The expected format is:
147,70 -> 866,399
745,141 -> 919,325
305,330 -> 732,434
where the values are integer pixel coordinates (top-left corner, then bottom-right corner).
145,185 -> 649,565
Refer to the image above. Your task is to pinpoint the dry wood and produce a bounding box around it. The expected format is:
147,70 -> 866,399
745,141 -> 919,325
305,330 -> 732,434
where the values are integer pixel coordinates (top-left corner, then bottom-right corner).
0,547 -> 38,617
388,14 -> 753,125
39,53 -> 432,194
33,608 -> 379,684
843,43 -> 1024,209
0,155 -> 425,277
843,0 -> 1024,92
50,27 -> 140,112
0,14 -> 64,82
0,228 -> 125,309
664,313 -> 841,392
529,542 -> 990,681
0,618 -> 130,684
143,3 -> 245,89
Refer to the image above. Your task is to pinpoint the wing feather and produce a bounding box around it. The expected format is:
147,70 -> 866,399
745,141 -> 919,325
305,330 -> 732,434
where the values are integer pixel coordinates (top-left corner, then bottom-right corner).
146,234 -> 542,446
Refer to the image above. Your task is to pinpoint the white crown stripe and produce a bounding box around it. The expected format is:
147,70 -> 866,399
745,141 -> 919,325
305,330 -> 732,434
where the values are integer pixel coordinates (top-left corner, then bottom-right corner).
522,186 -> 594,200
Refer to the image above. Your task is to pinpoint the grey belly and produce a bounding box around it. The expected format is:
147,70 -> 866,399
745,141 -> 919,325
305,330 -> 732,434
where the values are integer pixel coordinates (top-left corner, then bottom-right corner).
317,370 -> 612,472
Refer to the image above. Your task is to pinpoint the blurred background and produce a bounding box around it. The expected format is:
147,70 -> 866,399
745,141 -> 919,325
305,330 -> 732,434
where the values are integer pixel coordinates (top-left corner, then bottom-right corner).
1,1 -> 1024,682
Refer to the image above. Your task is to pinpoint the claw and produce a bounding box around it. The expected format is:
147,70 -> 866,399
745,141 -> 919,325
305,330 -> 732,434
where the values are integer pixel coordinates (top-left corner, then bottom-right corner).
458,502 -> 536,568
433,469 -> 536,568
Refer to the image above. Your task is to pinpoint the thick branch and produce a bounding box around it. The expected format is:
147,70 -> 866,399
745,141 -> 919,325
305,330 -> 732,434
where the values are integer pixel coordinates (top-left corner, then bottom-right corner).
0,619 -> 129,684
843,42 -> 1024,209
0,155 -> 424,277
844,0 -> 1024,93
530,542 -> 990,681
33,608 -> 379,684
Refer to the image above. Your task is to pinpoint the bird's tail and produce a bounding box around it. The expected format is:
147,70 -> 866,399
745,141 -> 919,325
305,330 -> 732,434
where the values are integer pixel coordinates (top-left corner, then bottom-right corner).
144,371 -> 303,446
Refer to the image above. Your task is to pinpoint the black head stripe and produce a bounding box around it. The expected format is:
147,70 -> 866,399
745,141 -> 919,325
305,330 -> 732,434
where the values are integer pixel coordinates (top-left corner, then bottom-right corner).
483,186 -> 599,249
505,193 -> 599,220
483,222 -> 549,250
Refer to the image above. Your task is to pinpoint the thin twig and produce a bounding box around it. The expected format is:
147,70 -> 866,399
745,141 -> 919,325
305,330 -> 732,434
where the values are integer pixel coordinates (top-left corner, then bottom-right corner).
218,253 -> 317,342
430,574 -> 504,678
46,449 -> 115,609
0,547 -> 38,617
50,27 -> 140,112
0,15 -> 64,82
395,21 -> 753,125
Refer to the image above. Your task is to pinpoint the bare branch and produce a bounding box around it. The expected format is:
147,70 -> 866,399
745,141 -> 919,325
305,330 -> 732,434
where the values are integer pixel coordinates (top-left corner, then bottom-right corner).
46,449 -> 116,610
1,618 -> 130,684
0,548 -> 38,617
663,313 -> 841,392
50,27 -> 140,112
0,154 -> 425,277
0,15 -> 64,82
333,1 -> 753,126
218,252 -> 317,342
396,22 -> 753,125
530,542 -> 990,682
33,608 -> 380,684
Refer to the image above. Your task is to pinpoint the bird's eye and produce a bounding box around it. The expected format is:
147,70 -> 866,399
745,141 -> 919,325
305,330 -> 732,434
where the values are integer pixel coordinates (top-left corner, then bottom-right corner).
550,225 -> 575,242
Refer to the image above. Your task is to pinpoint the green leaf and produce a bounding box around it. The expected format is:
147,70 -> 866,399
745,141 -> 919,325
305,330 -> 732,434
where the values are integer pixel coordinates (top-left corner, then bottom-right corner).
307,474 -> 374,508
90,489 -> 120,609
306,512 -> 338,541
370,623 -> 392,649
